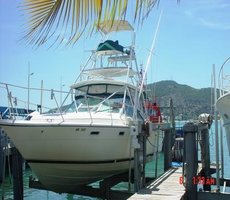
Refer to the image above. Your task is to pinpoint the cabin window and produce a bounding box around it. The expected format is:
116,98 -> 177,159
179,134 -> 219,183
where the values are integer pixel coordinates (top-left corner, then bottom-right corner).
122,97 -> 133,117
63,101 -> 77,113
73,84 -> 137,114
75,95 -> 102,112
96,96 -> 123,113
75,84 -> 133,96
88,84 -> 106,94
76,86 -> 88,93
107,85 -> 125,94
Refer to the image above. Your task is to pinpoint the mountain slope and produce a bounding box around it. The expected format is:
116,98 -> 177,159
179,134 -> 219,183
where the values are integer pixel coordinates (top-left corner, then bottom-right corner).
147,80 -> 213,120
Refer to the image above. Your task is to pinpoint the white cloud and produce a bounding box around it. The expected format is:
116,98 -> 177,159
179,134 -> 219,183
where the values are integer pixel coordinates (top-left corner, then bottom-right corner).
184,10 -> 193,18
200,17 -> 230,30
182,1 -> 230,31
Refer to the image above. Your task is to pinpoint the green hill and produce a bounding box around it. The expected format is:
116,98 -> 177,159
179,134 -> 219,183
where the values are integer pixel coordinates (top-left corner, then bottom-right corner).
147,80 -> 214,120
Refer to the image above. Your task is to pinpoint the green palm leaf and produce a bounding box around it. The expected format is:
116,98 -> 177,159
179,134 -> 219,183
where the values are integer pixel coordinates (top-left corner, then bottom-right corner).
21,0 -> 160,47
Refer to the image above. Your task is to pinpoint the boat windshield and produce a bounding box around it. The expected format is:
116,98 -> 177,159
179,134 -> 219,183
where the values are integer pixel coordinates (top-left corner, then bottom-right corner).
47,83 -> 135,116
46,94 -> 142,120
67,83 -> 135,116
74,94 -> 133,115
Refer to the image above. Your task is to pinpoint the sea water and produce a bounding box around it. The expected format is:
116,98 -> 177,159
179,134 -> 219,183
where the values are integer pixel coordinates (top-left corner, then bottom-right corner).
1,122 -> 230,199
0,153 -> 164,199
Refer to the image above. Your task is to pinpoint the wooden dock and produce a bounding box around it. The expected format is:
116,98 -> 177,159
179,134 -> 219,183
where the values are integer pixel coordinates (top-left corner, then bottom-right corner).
128,167 -> 185,200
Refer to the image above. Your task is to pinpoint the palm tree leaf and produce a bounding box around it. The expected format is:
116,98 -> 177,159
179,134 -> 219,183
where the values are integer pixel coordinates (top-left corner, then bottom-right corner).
21,0 -> 161,47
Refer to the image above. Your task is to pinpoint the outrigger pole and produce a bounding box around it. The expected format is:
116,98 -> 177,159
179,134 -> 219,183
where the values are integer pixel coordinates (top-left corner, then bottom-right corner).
138,10 -> 163,99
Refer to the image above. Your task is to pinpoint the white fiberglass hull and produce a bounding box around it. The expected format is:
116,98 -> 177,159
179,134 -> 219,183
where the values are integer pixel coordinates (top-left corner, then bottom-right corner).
216,92 -> 230,155
0,120 -> 162,193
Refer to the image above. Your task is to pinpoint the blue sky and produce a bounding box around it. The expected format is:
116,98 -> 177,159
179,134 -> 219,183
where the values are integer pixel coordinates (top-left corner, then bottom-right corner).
0,0 -> 230,108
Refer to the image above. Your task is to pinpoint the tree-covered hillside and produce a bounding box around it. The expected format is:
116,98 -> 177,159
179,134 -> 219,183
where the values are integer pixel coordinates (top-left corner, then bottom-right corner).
147,80 -> 215,120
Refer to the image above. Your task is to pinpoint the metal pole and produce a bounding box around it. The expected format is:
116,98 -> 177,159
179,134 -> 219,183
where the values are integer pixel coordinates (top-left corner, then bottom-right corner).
220,120 -> 224,179
40,80 -> 43,113
6,85 -> 14,118
60,77 -> 65,107
27,63 -> 30,112
27,63 -> 34,112
138,11 -> 163,100
214,64 -> 220,191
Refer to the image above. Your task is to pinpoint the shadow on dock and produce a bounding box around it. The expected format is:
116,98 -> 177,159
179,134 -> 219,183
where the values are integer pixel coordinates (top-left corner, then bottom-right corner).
128,167 -> 185,199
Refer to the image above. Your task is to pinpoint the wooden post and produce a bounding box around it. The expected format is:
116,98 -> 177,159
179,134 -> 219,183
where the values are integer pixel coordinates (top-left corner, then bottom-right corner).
0,128 -> 3,184
141,126 -> 147,187
198,123 -> 211,191
12,147 -> 23,200
183,122 -> 198,200
134,148 -> 140,192
164,128 -> 172,171
131,122 -> 140,192
132,121 -> 146,192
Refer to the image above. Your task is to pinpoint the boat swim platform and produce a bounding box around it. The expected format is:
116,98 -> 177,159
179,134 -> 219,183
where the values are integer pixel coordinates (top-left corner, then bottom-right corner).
128,167 -> 185,200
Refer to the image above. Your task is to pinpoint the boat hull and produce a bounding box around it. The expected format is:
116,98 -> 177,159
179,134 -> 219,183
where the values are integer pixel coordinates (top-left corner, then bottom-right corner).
29,161 -> 133,193
0,121 -> 161,193
216,93 -> 230,155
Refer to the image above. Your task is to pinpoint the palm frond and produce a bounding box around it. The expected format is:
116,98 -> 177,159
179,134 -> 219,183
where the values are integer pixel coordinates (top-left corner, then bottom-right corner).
21,0 -> 160,47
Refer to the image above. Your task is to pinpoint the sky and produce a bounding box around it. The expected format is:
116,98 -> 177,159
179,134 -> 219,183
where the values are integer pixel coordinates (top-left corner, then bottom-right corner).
0,0 -> 230,109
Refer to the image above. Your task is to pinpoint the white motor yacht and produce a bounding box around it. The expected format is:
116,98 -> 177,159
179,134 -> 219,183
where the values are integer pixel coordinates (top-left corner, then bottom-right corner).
0,21 -> 167,193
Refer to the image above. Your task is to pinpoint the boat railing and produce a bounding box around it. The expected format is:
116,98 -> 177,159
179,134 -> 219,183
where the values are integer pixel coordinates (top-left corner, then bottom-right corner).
0,82 -> 71,120
0,82 -> 136,125
218,57 -> 230,96
77,42 -> 137,82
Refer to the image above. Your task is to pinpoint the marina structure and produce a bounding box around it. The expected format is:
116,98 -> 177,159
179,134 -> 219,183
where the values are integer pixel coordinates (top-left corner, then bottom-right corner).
2,106 -> 230,199
1,24 -> 230,200
0,106 -> 27,199
0,20 -> 171,196
0,127 -> 7,184
128,167 -> 185,200
128,119 -> 230,200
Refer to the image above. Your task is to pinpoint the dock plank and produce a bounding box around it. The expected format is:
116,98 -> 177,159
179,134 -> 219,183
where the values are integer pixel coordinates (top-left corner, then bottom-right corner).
128,167 -> 185,200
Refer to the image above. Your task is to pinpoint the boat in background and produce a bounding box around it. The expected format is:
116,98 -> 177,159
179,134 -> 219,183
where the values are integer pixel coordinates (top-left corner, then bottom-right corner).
0,21 -> 170,194
216,57 -> 230,156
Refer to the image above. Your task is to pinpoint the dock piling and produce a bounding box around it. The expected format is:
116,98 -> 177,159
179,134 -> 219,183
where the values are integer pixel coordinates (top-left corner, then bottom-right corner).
12,147 -> 23,200
183,122 -> 198,200
163,127 -> 172,171
133,121 -> 146,192
0,128 -> 3,184
198,122 -> 211,191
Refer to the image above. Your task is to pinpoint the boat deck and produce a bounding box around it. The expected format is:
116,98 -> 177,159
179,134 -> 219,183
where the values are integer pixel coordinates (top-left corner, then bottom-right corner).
128,167 -> 185,200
